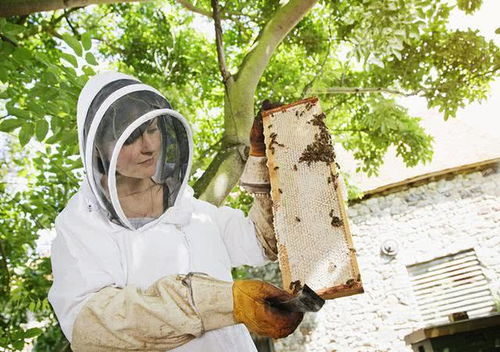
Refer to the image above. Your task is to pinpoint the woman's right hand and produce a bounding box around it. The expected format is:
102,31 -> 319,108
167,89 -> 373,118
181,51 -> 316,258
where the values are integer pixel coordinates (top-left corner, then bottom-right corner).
233,280 -> 304,338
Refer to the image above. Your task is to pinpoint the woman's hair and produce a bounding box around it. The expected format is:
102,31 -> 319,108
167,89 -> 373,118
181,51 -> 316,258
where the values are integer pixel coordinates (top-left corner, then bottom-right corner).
124,118 -> 158,145
95,116 -> 167,174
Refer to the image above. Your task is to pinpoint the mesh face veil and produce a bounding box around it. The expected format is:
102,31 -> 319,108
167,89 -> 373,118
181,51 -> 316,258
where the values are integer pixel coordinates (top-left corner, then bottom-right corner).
78,73 -> 192,229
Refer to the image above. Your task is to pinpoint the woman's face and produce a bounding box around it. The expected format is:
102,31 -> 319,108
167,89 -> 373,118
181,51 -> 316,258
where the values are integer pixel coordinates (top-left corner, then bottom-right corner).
116,119 -> 161,179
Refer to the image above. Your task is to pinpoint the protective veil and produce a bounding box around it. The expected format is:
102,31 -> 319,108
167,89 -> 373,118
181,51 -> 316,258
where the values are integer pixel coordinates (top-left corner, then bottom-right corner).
48,72 -> 275,352
80,74 -> 191,229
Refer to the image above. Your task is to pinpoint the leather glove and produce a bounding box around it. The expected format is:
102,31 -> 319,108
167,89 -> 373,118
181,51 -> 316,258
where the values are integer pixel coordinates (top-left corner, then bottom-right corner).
233,280 -> 304,339
250,100 -> 284,157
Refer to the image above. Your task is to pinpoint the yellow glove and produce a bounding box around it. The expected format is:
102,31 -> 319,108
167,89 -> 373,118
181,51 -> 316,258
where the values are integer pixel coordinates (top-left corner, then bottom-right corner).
233,280 -> 303,339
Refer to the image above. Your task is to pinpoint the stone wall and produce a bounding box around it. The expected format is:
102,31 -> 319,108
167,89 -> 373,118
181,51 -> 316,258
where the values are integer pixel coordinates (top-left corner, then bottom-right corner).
274,166 -> 500,352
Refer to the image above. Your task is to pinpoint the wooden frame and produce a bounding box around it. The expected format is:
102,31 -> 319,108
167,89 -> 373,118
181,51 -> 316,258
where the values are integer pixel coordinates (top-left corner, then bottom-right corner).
262,97 -> 363,299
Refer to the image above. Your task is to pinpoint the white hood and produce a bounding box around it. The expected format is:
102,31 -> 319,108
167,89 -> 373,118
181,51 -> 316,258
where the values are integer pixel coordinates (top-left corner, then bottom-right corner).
76,71 -> 193,230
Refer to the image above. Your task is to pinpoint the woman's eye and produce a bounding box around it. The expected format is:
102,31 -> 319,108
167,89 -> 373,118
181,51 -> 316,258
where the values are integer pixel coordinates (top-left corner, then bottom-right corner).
147,127 -> 159,134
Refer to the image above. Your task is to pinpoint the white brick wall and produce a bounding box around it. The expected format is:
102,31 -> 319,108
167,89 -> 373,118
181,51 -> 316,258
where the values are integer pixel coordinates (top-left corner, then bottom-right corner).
274,167 -> 500,352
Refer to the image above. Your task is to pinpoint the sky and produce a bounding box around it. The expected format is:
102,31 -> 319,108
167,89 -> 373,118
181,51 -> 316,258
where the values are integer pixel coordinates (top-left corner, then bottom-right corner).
339,0 -> 500,191
403,0 -> 500,127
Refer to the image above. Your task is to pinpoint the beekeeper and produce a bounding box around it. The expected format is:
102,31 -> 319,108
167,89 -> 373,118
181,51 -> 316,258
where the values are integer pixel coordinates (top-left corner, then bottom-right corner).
48,71 -> 303,351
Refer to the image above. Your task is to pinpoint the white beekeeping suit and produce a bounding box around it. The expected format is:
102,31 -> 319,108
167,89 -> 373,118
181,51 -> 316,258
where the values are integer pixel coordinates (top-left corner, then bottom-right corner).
48,71 -> 285,352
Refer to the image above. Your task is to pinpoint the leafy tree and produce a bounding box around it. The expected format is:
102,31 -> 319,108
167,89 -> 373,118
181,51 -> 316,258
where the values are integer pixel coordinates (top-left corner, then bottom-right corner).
0,0 -> 499,350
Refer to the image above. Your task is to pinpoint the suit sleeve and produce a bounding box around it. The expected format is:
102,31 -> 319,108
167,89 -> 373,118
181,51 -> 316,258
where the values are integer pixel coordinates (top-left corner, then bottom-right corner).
214,195 -> 277,268
48,216 -> 235,351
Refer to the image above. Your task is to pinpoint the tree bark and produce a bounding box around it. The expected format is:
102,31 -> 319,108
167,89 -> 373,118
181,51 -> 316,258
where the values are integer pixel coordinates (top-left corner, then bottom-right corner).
0,0 -> 147,17
193,0 -> 319,205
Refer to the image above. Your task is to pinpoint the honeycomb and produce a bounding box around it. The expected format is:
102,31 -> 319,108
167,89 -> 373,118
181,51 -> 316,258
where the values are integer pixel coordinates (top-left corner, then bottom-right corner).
262,97 -> 363,299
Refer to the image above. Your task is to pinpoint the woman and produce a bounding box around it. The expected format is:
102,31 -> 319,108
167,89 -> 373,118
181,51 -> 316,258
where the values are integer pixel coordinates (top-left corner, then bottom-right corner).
48,71 -> 302,351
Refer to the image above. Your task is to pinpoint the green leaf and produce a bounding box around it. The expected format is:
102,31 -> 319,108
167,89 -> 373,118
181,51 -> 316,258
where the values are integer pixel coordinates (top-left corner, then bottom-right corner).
81,32 -> 92,51
60,130 -> 77,146
1,32 -> 18,45
85,52 -> 98,66
35,119 -> 49,141
12,47 -> 31,62
62,33 -> 83,57
496,27 -> 500,34
0,119 -> 23,132
3,22 -> 26,37
23,328 -> 42,339
60,52 -> 78,68
27,100 -> 46,117
35,52 -> 52,66
82,66 -> 96,76
19,122 -> 34,146
12,341 -> 24,351
7,106 -> 30,119
0,40 -> 15,56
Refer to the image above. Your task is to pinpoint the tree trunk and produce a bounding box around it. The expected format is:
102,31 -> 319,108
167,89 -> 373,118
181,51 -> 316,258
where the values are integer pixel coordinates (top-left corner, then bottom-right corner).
193,0 -> 319,206
0,0 -> 146,17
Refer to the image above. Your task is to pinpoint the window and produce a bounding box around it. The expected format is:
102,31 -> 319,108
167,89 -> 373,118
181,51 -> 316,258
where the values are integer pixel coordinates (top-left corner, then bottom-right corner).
407,249 -> 495,325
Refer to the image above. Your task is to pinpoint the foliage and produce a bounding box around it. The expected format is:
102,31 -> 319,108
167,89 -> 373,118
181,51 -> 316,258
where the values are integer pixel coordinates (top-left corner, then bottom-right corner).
0,0 -> 499,349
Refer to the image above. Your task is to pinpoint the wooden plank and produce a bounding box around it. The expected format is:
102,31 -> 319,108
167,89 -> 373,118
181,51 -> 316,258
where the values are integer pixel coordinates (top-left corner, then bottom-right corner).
405,313 -> 500,343
262,97 -> 362,299
424,307 -> 496,325
419,290 -> 493,314
410,263 -> 482,285
407,250 -> 476,274
421,298 -> 494,316
413,277 -> 487,297
415,280 -> 490,304
409,257 -> 479,281
412,269 -> 484,291
363,158 -> 500,198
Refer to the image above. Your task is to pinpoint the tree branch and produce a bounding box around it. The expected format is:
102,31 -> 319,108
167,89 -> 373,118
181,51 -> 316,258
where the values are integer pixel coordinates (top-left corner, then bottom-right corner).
314,87 -> 417,96
0,0 -> 148,17
235,0 -> 319,92
192,142 -> 247,206
64,9 -> 79,37
223,0 -> 318,143
0,33 -> 18,46
211,0 -> 231,83
0,239 -> 10,287
175,0 -> 241,20
301,25 -> 334,97
177,0 -> 213,18
19,7 -> 81,38
190,138 -> 223,176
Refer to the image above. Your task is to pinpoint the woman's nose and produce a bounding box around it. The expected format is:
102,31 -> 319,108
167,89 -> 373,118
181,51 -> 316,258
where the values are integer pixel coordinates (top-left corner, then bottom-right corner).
140,134 -> 155,153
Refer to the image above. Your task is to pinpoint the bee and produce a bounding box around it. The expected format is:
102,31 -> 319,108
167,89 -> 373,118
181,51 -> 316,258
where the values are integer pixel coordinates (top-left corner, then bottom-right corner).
289,280 -> 302,294
345,279 -> 356,287
295,216 -> 301,222
331,216 -> 343,227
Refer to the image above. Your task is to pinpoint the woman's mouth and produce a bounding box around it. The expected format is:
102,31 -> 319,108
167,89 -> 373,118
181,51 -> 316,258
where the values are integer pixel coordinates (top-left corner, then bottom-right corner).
139,157 -> 154,166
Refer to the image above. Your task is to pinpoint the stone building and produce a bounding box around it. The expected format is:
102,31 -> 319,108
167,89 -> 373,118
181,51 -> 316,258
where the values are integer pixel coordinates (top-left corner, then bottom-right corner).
274,108 -> 500,351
